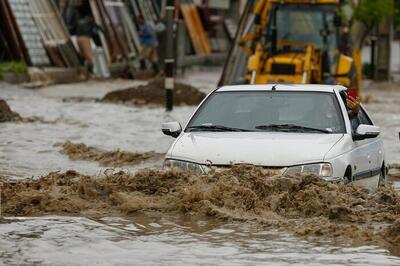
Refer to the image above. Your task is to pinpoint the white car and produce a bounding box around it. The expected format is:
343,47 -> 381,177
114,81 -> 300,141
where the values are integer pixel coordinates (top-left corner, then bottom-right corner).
162,84 -> 386,189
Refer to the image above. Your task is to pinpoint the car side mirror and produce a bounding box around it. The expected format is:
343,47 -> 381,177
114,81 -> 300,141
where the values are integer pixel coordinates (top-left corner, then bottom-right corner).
353,124 -> 380,141
162,122 -> 182,138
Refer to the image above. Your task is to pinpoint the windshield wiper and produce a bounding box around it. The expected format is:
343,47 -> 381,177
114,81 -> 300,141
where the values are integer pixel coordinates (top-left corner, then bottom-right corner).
255,124 -> 331,133
187,125 -> 251,132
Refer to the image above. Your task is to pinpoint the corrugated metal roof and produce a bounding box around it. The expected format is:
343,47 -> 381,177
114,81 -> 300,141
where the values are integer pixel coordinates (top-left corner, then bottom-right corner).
8,0 -> 50,66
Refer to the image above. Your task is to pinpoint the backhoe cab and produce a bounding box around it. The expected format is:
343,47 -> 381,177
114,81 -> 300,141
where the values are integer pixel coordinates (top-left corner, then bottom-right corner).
220,0 -> 361,96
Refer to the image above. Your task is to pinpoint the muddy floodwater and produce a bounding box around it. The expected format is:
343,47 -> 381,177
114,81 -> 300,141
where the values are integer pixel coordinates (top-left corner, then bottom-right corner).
2,216 -> 400,266
1,69 -> 400,265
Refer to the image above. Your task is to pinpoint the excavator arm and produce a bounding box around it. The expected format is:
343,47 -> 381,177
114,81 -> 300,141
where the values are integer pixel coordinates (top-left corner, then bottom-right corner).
239,0 -> 272,56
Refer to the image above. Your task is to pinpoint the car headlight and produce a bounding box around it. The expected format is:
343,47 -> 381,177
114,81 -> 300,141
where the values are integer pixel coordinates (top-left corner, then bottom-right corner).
283,163 -> 333,178
163,159 -> 205,175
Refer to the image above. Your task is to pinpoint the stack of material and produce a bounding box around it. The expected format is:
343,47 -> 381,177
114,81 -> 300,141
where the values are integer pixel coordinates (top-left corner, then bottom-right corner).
0,1 -> 25,62
219,0 -> 255,86
136,0 -> 160,22
2,0 -> 50,66
180,1 -> 211,55
126,0 -> 160,23
0,0 -> 79,68
89,0 -> 141,64
30,0 -> 80,67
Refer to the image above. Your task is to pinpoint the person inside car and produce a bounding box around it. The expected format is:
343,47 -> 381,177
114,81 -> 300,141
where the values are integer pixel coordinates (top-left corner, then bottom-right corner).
340,91 -> 361,131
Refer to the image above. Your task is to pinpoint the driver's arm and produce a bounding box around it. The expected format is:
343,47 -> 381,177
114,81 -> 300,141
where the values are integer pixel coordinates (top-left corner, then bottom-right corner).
346,95 -> 361,132
346,95 -> 361,118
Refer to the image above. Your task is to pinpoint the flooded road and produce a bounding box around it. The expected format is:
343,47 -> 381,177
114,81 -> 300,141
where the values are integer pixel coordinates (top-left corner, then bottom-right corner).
362,83 -> 400,165
0,68 -> 220,179
2,216 -> 400,266
1,70 -> 400,265
0,81 -> 192,178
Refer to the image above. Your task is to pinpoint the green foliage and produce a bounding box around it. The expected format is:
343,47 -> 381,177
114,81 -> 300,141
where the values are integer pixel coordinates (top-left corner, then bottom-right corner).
353,0 -> 394,29
395,0 -> 400,28
0,62 -> 27,79
337,8 -> 348,22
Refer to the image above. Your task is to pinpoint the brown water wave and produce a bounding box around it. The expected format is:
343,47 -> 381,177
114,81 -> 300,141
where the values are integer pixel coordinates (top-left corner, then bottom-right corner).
57,140 -> 164,167
1,165 -> 400,254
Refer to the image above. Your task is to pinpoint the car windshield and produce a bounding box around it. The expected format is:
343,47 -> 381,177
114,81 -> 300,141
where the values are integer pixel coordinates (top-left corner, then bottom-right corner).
186,91 -> 345,134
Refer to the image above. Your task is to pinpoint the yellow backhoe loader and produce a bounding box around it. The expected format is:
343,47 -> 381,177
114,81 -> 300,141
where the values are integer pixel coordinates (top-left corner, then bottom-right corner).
219,0 -> 362,96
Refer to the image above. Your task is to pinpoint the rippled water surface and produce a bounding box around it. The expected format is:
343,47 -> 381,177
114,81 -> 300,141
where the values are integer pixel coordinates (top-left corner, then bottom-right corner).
2,216 -> 400,266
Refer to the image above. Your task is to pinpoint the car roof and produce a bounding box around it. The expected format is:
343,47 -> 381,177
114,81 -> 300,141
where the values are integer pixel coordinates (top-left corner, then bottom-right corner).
216,84 -> 347,93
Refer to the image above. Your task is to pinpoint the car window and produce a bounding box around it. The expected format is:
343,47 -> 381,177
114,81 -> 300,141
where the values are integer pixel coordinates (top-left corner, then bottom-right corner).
338,92 -> 373,131
358,107 -> 373,125
348,109 -> 373,132
187,91 -> 346,133
350,116 -> 360,131
338,92 -> 361,132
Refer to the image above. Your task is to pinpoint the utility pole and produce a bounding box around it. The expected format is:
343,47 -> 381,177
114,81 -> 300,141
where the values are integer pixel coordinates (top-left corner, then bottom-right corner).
164,0 -> 175,111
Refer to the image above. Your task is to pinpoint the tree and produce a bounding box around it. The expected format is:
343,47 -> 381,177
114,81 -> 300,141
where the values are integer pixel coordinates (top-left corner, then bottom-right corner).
395,0 -> 400,29
350,0 -> 395,48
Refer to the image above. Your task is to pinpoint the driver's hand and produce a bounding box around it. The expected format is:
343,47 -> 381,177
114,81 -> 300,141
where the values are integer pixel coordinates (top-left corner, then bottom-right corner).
347,95 -> 361,114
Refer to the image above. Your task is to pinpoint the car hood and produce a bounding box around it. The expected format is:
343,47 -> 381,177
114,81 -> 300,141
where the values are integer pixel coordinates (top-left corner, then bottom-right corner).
169,132 -> 344,167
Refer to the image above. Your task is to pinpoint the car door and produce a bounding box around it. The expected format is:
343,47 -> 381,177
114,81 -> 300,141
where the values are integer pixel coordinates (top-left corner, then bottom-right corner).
351,107 -> 382,188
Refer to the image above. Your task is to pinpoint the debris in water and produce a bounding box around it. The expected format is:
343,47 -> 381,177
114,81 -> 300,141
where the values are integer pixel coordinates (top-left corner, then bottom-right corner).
384,218 -> 400,245
0,98 -> 21,122
101,77 -> 206,106
388,163 -> 400,181
0,98 -> 68,124
390,164 -> 400,170
59,140 -> 163,167
1,165 -> 400,254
